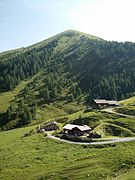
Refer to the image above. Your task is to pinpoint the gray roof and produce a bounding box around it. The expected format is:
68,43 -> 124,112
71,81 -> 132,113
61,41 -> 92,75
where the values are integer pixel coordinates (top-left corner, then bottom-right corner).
107,100 -> 119,105
63,124 -> 91,131
94,99 -> 119,105
94,99 -> 108,104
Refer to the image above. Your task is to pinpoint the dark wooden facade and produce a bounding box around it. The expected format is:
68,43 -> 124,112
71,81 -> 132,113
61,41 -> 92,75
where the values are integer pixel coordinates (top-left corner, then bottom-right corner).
68,127 -> 91,136
43,121 -> 58,131
92,99 -> 120,108
63,124 -> 91,136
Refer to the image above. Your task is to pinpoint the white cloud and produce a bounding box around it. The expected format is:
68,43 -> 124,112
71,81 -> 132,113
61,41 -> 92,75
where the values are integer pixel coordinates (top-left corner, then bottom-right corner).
70,0 -> 135,42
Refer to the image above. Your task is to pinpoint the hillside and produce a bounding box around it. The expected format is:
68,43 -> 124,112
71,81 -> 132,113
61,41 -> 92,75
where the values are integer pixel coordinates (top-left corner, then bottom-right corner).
0,30 -> 135,129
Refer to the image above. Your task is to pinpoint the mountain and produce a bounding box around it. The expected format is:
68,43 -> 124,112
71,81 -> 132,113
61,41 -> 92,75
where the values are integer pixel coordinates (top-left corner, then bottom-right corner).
0,30 -> 135,129
1,30 -> 135,97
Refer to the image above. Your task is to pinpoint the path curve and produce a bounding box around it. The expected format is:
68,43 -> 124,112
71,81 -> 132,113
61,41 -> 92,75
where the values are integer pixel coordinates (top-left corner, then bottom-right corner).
47,134 -> 135,145
102,108 -> 135,118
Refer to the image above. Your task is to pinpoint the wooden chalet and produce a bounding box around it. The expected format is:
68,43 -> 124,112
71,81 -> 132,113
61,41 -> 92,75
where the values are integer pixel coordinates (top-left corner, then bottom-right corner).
63,124 -> 91,136
42,121 -> 59,131
92,99 -> 120,108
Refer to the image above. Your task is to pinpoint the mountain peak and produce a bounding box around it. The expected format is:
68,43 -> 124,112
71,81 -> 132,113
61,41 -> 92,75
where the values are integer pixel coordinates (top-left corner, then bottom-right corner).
56,29 -> 102,41
62,29 -> 81,34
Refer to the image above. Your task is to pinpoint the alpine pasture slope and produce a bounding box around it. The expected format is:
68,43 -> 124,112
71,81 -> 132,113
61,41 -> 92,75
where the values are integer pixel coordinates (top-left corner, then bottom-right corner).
0,30 -> 135,129
0,30 -> 135,179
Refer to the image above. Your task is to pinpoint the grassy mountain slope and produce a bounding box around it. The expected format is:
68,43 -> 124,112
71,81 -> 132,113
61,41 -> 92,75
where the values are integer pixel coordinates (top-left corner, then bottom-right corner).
1,30 -> 135,180
1,30 -> 135,98
0,75 -> 85,130
0,30 -> 135,129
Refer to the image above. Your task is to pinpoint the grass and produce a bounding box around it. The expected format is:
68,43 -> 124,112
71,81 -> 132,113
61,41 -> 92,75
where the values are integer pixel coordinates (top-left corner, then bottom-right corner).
31,101 -> 84,126
112,168 -> 135,180
33,105 -> 67,125
93,121 -> 135,137
0,79 -> 34,113
106,118 -> 135,133
120,96 -> 135,106
116,106 -> 135,116
117,96 -> 135,116
103,123 -> 135,137
0,126 -> 135,179
0,81 -> 25,113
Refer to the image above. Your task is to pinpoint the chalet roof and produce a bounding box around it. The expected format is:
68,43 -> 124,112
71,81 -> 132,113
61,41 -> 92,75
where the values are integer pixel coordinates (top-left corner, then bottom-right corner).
94,99 -> 108,104
94,99 -> 119,105
63,124 -> 91,131
107,100 -> 120,106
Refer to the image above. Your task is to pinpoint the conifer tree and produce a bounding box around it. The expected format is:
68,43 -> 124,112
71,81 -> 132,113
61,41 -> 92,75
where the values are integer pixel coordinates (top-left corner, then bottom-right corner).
7,107 -> 12,120
46,87 -> 50,100
70,94 -> 74,102
27,111 -> 32,124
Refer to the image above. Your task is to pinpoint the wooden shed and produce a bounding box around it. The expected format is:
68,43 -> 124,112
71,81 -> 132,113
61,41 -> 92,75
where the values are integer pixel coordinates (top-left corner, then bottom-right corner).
42,121 -> 59,131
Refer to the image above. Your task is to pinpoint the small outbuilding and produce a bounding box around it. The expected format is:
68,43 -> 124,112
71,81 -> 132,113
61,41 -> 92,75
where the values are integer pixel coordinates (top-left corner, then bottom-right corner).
63,124 -> 91,136
42,121 -> 59,131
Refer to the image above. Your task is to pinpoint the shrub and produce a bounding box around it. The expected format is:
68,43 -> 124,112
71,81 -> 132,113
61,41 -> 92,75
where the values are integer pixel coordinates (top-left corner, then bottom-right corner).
22,129 -> 36,138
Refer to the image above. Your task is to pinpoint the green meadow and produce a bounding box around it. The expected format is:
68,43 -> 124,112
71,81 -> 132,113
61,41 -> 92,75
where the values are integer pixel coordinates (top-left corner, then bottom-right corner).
0,126 -> 135,179
116,96 -> 135,116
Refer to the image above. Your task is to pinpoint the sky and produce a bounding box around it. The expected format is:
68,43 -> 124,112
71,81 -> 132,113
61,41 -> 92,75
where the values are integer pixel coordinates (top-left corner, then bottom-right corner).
0,0 -> 135,52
